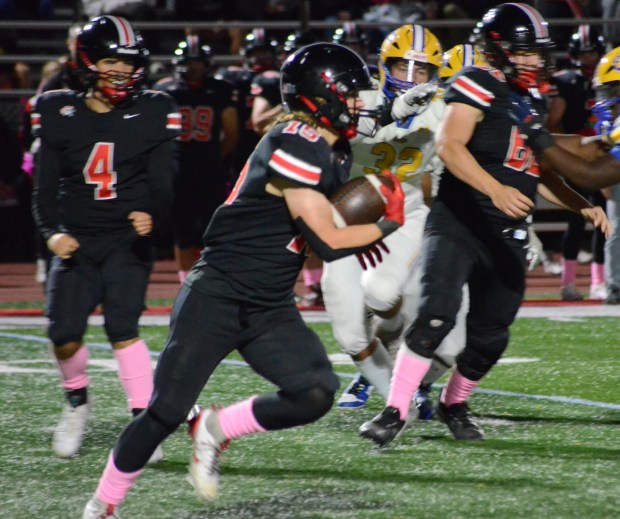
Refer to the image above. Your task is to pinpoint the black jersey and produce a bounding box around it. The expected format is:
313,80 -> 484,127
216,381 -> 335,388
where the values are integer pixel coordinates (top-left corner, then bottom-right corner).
31,89 -> 179,239
549,68 -> 596,135
250,70 -> 281,107
189,119 -> 351,305
217,66 -> 261,171
438,66 -> 540,229
154,76 -> 236,176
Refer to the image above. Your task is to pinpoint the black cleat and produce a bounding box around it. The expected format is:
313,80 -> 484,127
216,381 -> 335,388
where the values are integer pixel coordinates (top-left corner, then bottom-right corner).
359,406 -> 406,447
436,401 -> 485,440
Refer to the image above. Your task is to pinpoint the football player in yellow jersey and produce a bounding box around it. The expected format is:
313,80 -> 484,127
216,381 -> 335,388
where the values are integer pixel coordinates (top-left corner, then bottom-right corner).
322,25 -> 467,418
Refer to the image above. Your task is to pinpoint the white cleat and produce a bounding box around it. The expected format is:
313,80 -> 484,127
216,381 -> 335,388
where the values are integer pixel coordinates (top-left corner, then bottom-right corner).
53,400 -> 91,457
147,444 -> 164,464
187,407 -> 229,501
83,495 -> 121,519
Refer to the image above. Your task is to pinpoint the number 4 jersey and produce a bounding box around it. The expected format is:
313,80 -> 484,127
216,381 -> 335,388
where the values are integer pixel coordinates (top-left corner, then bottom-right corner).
31,89 -> 180,239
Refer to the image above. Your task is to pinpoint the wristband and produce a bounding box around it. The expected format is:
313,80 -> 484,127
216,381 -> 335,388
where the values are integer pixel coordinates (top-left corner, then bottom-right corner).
377,219 -> 400,237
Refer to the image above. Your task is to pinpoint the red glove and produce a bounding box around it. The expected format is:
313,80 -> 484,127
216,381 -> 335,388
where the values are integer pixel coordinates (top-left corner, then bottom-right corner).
357,241 -> 390,270
379,171 -> 405,226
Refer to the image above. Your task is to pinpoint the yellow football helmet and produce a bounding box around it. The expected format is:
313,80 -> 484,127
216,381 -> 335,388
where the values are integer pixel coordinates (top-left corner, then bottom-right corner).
439,44 -> 486,82
592,47 -> 620,136
379,24 -> 442,94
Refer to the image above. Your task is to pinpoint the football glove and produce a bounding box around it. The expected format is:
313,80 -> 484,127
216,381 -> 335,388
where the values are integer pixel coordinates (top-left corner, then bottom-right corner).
391,83 -> 437,121
509,92 -> 554,154
357,241 -> 390,270
376,171 -> 405,237
602,115 -> 620,146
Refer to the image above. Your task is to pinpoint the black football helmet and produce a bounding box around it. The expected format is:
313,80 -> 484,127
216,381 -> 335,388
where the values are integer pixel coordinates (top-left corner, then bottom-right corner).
568,25 -> 606,76
172,35 -> 212,89
76,16 -> 148,104
282,30 -> 317,57
241,28 -> 278,73
280,42 -> 373,139
478,3 -> 553,91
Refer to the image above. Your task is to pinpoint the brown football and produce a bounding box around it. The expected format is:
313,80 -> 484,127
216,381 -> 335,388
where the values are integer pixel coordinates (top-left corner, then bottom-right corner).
330,174 -> 395,227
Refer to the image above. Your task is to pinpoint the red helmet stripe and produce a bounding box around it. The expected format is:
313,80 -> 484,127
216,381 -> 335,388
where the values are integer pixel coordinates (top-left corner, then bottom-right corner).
507,3 -> 549,40
579,24 -> 589,46
109,16 -> 135,46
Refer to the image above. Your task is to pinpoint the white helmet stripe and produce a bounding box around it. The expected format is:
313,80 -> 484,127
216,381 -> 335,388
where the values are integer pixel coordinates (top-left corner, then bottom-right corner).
463,44 -> 473,67
508,3 -> 549,40
412,24 -> 425,52
108,16 -> 136,46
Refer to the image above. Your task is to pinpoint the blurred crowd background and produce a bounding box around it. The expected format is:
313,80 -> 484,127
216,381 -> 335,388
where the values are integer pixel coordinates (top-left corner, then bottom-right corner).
0,0 -> 616,265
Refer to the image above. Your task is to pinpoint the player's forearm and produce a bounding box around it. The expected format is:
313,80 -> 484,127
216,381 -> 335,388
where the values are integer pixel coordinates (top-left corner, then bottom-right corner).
146,141 -> 175,228
540,146 -> 620,190
32,142 -> 62,239
538,169 -> 591,213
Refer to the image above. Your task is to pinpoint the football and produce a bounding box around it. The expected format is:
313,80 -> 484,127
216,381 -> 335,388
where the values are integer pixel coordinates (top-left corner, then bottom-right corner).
330,174 -> 395,227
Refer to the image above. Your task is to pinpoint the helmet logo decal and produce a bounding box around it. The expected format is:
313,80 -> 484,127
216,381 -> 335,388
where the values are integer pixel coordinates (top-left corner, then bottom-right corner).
404,50 -> 429,63
60,105 -> 76,117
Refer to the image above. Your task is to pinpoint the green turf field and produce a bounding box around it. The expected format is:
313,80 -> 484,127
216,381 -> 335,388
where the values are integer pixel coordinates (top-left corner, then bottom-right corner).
1,317 -> 619,518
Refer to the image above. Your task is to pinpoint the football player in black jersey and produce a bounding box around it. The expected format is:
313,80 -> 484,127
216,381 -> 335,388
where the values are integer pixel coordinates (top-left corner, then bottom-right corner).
154,35 -> 239,283
84,42 -> 405,516
547,25 -> 608,301
360,3 -> 610,447
216,29 -> 280,177
31,16 -> 179,464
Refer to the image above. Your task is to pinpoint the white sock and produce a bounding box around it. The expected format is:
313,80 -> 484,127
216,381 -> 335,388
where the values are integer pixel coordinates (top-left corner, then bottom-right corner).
421,357 -> 451,386
354,341 -> 393,400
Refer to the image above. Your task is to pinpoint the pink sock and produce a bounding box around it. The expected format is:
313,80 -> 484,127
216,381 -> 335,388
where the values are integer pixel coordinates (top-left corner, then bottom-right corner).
178,270 -> 188,283
303,268 -> 322,286
440,369 -> 479,407
113,339 -> 154,410
591,262 -> 605,286
56,346 -> 89,390
562,259 -> 577,286
96,451 -> 144,506
218,396 -> 267,440
386,347 -> 431,420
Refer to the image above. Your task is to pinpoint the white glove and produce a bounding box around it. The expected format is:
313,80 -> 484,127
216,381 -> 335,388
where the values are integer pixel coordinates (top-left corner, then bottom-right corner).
391,83 -> 437,121
603,115 -> 620,145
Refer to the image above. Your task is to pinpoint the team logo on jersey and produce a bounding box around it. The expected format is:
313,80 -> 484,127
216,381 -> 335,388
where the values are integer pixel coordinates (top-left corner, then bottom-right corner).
614,55 -> 620,72
59,105 -> 76,117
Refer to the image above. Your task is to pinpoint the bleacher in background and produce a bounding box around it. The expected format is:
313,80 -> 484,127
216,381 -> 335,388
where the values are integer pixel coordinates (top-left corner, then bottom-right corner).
0,13 -> 614,261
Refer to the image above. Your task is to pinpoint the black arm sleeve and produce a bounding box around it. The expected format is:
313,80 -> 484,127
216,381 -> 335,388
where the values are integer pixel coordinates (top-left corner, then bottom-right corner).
294,216 -> 382,262
146,139 -> 176,231
31,138 -> 62,241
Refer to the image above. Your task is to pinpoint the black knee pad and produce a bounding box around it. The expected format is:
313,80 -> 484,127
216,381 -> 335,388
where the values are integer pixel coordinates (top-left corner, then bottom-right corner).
405,314 -> 455,358
295,385 -> 335,422
456,326 -> 509,381
254,385 -> 335,430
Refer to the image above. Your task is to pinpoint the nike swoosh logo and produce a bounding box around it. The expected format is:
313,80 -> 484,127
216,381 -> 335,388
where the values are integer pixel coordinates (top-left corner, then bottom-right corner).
123,114 -> 140,119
